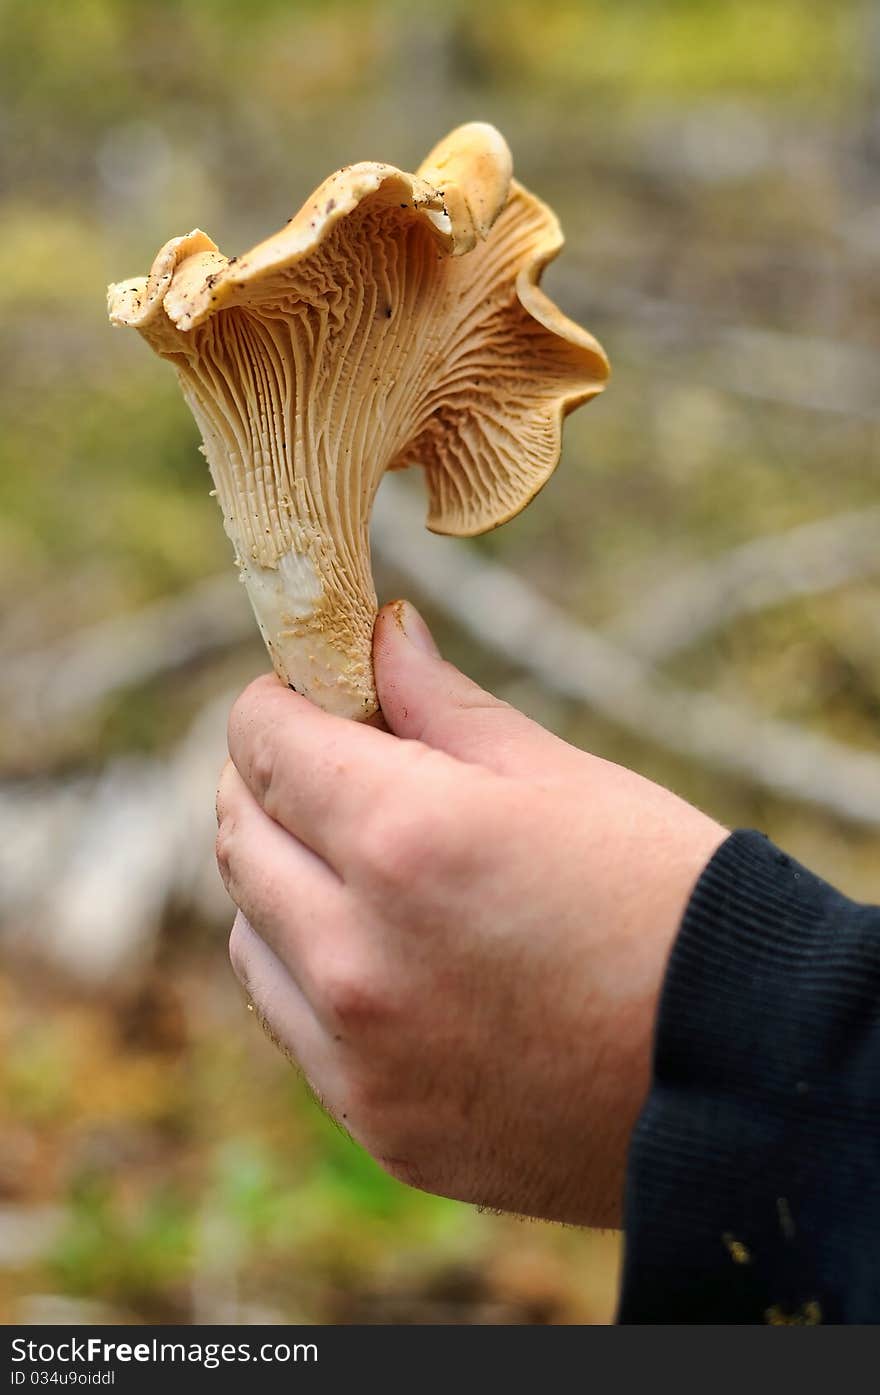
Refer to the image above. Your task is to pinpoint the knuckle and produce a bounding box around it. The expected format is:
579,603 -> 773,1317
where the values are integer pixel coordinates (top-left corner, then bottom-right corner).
311,937 -> 399,1036
228,917 -> 249,981
247,729 -> 278,806
214,821 -> 237,884
320,963 -> 386,1031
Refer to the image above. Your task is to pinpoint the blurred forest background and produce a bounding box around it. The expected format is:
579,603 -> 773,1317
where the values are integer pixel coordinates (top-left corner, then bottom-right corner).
2,0 -> 880,1324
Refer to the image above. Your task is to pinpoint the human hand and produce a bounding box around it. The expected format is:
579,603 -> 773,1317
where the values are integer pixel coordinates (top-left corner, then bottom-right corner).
216,601 -> 727,1227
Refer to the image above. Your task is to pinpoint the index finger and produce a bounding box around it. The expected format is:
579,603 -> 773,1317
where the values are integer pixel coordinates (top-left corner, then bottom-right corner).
227,674 -> 410,869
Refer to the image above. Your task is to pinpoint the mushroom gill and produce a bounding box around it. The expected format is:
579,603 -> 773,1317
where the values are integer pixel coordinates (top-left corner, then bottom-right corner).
108,122 -> 609,719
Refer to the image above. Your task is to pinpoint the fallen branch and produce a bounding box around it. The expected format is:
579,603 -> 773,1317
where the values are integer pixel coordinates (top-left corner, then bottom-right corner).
555,272 -> 880,420
0,696 -> 232,983
0,574 -> 251,729
605,506 -> 880,662
373,479 -> 880,828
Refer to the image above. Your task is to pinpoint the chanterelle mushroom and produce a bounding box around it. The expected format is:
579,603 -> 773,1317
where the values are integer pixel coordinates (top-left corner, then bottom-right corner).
108,122 -> 609,718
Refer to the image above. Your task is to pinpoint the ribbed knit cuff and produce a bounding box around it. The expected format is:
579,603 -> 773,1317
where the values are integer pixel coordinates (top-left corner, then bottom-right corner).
618,829 -> 880,1324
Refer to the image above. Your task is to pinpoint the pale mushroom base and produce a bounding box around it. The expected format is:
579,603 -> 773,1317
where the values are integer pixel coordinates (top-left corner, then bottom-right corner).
238,545 -> 378,719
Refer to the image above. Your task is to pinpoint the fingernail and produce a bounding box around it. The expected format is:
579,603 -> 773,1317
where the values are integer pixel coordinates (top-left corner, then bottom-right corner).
390,599 -> 440,656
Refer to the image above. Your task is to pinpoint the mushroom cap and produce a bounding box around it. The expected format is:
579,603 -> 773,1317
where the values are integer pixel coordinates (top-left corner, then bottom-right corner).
108,123 -> 609,717
108,121 -> 608,540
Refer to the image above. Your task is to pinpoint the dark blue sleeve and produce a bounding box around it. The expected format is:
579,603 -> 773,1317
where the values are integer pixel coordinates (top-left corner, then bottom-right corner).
618,829 -> 880,1324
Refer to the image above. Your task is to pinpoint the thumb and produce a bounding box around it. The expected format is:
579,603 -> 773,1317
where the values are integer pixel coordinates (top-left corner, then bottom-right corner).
373,599 -> 560,774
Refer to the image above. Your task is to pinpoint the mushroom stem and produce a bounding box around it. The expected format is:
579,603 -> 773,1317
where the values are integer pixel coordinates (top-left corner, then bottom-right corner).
180,379 -> 379,718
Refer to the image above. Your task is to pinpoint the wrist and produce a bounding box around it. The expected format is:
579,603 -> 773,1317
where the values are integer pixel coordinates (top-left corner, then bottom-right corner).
595,812 -> 729,1227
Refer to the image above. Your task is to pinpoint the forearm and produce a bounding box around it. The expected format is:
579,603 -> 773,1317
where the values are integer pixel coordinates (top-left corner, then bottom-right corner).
619,829 -> 880,1324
